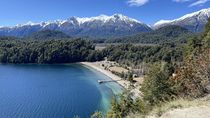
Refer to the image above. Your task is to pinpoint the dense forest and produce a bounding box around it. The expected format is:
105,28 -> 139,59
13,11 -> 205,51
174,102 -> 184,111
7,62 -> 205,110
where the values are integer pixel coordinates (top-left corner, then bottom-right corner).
0,38 -> 103,63
0,37 -> 184,65
102,43 -> 184,66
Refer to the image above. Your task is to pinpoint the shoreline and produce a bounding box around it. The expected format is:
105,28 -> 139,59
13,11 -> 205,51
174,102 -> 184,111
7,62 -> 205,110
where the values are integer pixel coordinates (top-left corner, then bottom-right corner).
80,62 -> 130,89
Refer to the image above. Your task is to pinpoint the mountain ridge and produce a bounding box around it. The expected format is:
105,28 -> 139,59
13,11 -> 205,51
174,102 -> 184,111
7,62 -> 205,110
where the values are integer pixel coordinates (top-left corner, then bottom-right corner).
3,14 -> 143,28
153,7 -> 210,32
0,14 -> 152,38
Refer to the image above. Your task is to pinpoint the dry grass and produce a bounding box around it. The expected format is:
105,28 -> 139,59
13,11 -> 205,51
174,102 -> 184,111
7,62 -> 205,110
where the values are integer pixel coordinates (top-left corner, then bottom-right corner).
126,96 -> 210,118
109,66 -> 129,73
148,97 -> 210,117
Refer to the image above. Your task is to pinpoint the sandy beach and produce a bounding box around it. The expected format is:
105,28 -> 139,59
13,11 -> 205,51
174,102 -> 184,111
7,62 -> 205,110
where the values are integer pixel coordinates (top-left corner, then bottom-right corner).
80,62 -> 130,89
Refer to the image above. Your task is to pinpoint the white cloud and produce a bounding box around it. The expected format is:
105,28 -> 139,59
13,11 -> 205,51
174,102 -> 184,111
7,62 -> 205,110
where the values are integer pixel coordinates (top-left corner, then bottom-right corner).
127,0 -> 149,7
173,0 -> 190,2
189,0 -> 208,7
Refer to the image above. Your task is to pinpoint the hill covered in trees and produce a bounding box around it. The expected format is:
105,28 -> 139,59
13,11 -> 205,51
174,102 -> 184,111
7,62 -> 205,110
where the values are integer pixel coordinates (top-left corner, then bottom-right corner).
105,25 -> 194,44
0,35 -> 185,65
0,38 -> 103,63
102,43 -> 183,66
25,30 -> 71,40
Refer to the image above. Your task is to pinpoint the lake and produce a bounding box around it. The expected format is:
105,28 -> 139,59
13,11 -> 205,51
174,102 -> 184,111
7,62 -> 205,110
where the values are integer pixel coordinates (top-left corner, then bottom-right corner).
0,64 -> 123,118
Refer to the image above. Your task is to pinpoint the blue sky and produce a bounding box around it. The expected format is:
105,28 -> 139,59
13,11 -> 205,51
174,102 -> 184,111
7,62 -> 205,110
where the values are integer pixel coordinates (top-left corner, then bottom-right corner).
0,0 -> 209,26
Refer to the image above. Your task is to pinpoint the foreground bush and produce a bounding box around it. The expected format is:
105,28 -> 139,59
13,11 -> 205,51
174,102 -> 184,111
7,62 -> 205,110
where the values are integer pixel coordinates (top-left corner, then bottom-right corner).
171,40 -> 210,98
141,62 -> 175,105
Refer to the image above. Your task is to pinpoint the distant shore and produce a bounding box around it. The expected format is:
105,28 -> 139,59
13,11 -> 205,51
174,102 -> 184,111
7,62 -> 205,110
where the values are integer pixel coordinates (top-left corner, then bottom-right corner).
80,62 -> 130,89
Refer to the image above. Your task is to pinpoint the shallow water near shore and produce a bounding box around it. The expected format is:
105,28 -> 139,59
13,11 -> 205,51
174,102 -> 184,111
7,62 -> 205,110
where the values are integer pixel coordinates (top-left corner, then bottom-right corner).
0,64 -> 123,118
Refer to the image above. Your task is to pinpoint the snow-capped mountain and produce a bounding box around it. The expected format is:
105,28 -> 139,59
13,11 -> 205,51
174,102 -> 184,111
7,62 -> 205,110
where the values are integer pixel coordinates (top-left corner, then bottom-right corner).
0,14 -> 152,38
154,8 -> 210,32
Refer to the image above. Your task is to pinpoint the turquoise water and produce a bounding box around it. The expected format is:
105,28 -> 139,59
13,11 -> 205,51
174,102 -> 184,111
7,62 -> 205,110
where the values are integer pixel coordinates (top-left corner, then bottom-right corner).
0,64 -> 123,118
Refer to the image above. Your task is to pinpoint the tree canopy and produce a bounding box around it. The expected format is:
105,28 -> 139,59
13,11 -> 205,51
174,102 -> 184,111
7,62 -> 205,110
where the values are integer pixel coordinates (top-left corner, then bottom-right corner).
0,38 -> 103,63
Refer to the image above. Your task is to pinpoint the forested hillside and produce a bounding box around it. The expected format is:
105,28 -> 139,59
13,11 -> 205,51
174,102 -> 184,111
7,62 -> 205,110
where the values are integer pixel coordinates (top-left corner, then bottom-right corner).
25,30 -> 71,40
102,43 -> 183,66
105,25 -> 194,44
0,38 -> 103,63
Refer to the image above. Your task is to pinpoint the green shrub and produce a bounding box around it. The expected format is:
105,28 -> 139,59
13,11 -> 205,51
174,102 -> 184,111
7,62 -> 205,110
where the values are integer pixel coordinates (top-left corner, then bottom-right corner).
141,62 -> 175,105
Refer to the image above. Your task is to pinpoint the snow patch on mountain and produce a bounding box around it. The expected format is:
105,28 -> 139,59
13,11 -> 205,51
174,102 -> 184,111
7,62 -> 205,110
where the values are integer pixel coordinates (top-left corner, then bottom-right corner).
154,20 -> 172,26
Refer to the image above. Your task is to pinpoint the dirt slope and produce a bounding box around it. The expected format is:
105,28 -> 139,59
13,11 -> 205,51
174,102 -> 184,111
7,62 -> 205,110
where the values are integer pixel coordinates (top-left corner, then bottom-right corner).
160,106 -> 210,118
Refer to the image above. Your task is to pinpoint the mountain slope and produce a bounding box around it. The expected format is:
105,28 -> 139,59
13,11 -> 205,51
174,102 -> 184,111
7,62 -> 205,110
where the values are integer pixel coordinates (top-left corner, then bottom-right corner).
26,30 -> 70,40
0,14 -> 152,38
154,8 -> 210,32
106,25 -> 193,44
